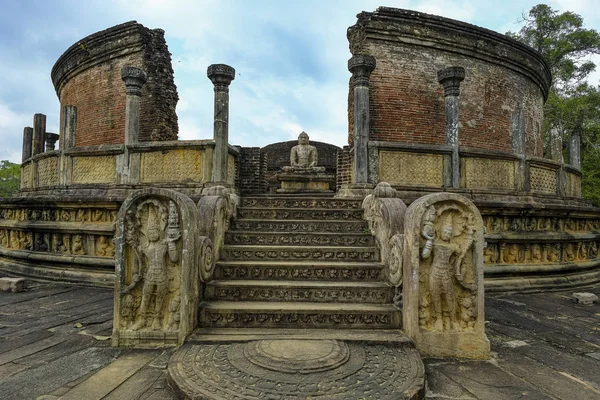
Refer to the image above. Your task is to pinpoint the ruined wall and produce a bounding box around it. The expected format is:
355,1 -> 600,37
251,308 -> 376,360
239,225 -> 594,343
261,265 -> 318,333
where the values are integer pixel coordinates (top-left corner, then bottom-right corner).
52,21 -> 179,147
347,8 -> 550,157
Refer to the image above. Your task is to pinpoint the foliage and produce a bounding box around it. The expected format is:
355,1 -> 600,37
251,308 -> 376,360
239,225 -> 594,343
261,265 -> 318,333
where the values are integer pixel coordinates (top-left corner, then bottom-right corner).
507,4 -> 600,205
0,160 -> 21,198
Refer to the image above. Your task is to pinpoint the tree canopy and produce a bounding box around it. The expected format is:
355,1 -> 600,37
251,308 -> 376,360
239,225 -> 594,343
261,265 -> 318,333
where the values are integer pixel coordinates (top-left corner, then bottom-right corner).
0,160 -> 21,198
508,4 -> 600,205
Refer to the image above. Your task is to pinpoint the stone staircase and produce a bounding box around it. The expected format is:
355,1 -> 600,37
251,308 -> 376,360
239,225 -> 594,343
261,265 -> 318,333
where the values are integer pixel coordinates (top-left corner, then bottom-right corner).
196,196 -> 402,335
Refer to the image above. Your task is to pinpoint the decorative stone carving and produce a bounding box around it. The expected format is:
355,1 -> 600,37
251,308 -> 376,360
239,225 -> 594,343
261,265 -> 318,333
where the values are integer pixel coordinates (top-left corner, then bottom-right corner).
403,192 -> 489,359
113,188 -> 202,347
197,185 -> 238,282
362,182 -> 407,288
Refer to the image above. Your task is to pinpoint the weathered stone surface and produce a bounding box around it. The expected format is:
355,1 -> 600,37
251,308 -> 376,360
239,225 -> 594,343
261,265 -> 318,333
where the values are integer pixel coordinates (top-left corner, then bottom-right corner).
113,188 -> 202,347
168,340 -> 424,399
403,192 -> 490,359
363,182 -> 407,287
0,277 -> 25,292
573,292 -> 598,305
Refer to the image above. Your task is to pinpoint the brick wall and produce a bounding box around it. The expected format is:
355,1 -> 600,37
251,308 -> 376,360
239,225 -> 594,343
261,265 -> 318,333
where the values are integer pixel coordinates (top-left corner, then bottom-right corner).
238,147 -> 267,195
52,22 -> 178,148
336,146 -> 352,188
348,8 -> 550,158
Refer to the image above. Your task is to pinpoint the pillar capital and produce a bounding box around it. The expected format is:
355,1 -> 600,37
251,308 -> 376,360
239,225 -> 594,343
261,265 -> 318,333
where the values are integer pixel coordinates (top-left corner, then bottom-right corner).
437,67 -> 465,97
207,64 -> 235,91
45,132 -> 59,151
348,54 -> 376,87
121,66 -> 147,96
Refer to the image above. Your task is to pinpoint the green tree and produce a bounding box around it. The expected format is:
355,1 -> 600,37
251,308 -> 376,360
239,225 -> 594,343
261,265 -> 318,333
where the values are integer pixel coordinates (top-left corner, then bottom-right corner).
0,160 -> 21,198
507,4 -> 600,205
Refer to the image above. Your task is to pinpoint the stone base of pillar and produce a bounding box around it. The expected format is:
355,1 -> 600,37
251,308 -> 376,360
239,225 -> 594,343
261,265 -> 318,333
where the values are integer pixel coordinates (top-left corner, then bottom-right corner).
335,183 -> 374,199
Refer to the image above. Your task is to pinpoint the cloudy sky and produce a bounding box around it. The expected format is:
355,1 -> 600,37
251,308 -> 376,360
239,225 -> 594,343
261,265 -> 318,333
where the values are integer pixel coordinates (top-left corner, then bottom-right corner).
0,0 -> 598,163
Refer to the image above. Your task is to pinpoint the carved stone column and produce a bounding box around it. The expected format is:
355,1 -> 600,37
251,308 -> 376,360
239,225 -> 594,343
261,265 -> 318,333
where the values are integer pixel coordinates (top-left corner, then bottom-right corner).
437,67 -> 465,189
207,64 -> 235,185
121,67 -> 148,145
349,55 -> 376,185
32,113 -> 46,157
45,133 -> 59,151
569,129 -> 581,169
22,127 -> 33,162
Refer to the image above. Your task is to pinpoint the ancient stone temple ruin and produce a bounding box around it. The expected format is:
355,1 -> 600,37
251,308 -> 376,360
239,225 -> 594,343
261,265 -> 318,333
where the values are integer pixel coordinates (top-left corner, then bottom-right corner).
1,6 -> 599,398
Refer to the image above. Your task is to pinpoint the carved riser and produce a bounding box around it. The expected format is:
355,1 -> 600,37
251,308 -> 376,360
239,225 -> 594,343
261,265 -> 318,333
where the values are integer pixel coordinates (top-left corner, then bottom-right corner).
205,285 -> 394,303
221,247 -> 379,262
199,310 -> 401,329
237,208 -> 363,221
240,198 -> 363,209
225,232 -> 375,247
214,264 -> 384,281
230,220 -> 368,233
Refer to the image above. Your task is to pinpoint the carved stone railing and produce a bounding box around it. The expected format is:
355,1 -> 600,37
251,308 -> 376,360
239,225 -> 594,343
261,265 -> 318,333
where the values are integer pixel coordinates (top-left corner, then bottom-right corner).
197,185 -> 239,282
362,182 -> 407,289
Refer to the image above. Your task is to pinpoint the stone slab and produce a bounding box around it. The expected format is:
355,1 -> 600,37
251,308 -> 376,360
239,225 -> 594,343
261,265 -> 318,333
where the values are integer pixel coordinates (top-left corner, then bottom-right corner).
59,350 -> 158,400
0,277 -> 25,292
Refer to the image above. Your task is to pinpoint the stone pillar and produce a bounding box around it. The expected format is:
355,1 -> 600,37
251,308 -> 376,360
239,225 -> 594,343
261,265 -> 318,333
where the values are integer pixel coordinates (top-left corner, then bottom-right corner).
45,133 -> 59,151
569,129 -> 581,169
437,67 -> 465,189
348,55 -> 376,185
61,105 -> 77,150
548,126 -> 563,163
121,66 -> 147,145
32,113 -> 46,157
207,64 -> 235,184
22,127 -> 33,162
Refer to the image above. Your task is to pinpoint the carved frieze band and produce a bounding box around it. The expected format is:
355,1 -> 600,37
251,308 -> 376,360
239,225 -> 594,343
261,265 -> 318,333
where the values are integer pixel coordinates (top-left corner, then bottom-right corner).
218,266 -> 382,281
483,215 -> 600,233
203,312 -> 394,327
237,209 -> 364,220
226,233 -> 374,246
209,287 -> 391,303
222,248 -> 377,261
231,221 -> 367,232
485,240 -> 599,264
0,207 -> 117,223
0,229 -> 114,257
241,199 -> 363,209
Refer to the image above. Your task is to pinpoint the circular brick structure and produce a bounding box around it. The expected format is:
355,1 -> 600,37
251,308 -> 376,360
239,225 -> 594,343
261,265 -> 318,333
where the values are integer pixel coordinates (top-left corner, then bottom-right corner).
51,21 -> 179,147
347,7 -> 551,156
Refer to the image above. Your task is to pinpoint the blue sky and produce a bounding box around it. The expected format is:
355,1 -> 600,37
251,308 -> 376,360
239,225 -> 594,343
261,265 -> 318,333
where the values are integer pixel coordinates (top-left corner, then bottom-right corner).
0,0 -> 599,163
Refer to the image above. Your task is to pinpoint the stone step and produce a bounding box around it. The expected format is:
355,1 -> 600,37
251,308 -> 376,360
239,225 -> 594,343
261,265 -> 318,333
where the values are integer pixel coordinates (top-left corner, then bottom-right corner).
237,207 -> 363,221
240,197 -> 363,209
230,219 -> 368,233
187,327 -> 410,343
205,280 -> 394,303
225,231 -> 376,246
198,301 -> 402,329
214,261 -> 384,281
221,245 -> 379,262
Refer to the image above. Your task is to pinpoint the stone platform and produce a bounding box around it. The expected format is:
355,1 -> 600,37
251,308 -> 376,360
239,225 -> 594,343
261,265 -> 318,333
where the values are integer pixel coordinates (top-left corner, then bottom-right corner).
168,339 -> 425,399
1,279 -> 600,399
276,173 -> 335,193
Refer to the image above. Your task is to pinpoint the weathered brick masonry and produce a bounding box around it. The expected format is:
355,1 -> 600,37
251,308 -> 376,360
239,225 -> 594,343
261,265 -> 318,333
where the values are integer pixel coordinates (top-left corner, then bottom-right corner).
51,21 -> 179,147
347,8 -> 550,157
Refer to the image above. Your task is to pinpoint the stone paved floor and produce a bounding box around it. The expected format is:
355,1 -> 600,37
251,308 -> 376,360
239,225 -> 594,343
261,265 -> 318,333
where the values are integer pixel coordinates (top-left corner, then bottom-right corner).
0,279 -> 598,400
